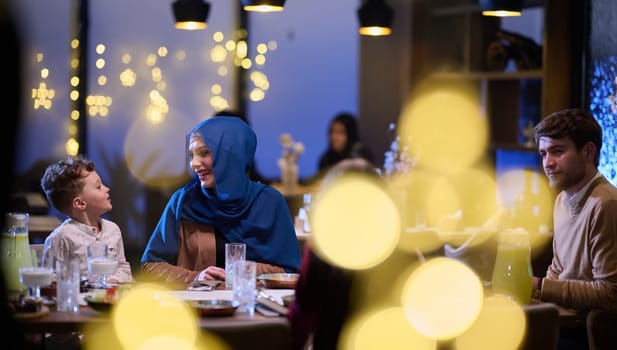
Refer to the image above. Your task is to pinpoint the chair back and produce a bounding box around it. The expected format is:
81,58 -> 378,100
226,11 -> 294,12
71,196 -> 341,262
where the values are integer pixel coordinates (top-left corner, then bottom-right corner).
521,302 -> 560,350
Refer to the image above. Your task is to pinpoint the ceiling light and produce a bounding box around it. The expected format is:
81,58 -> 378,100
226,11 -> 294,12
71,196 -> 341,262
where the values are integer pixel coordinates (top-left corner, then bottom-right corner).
357,0 -> 394,37
242,0 -> 286,13
480,0 -> 524,17
172,0 -> 210,30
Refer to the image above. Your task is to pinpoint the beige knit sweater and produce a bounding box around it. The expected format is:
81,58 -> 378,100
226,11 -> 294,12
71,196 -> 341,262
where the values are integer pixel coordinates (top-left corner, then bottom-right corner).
541,175 -> 617,312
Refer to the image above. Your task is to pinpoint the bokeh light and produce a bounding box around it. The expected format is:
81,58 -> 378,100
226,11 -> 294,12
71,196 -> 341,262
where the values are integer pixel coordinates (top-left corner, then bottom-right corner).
123,113 -> 194,189
398,81 -> 488,174
84,283 -> 199,350
455,294 -> 526,350
339,307 -> 436,350
429,166 -> 500,233
401,257 -> 483,340
497,169 -> 553,229
496,168 -> 554,253
311,174 -> 401,270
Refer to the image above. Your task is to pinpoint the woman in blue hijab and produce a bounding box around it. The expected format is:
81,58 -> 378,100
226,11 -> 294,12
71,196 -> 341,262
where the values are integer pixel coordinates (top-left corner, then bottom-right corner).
141,116 -> 301,287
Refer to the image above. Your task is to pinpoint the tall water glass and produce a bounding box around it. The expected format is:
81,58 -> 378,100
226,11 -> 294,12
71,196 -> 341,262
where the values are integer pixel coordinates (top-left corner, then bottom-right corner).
233,260 -> 256,316
56,258 -> 80,312
225,243 -> 246,289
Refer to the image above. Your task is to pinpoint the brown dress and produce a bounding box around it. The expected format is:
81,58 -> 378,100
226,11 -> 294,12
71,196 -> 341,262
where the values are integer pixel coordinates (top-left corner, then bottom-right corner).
141,220 -> 285,289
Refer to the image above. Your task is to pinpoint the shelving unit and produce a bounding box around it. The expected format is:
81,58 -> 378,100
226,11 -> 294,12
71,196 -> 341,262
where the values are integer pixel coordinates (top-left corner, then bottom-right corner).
410,0 -> 574,155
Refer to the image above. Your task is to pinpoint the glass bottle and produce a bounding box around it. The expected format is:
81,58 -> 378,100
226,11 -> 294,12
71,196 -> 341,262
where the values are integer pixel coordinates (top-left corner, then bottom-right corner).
1,212 -> 33,295
297,193 -> 312,233
490,229 -> 533,304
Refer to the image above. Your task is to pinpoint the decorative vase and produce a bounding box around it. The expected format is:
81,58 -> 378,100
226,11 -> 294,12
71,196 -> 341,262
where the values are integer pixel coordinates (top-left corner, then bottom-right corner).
280,161 -> 298,195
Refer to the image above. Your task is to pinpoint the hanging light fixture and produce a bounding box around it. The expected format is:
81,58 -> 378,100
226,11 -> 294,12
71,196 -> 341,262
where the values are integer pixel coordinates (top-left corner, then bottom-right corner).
480,0 -> 524,17
357,0 -> 394,37
242,0 -> 286,13
172,0 -> 210,30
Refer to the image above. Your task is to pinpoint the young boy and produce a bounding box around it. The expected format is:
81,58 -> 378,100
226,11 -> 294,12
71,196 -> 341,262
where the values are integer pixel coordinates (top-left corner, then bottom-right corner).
40,155 -> 132,284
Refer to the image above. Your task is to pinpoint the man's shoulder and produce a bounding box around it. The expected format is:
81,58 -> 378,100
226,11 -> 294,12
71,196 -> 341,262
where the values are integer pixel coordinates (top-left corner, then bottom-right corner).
591,177 -> 617,200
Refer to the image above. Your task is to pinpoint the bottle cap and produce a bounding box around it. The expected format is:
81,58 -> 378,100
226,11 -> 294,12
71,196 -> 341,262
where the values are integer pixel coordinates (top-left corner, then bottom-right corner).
5,212 -> 29,230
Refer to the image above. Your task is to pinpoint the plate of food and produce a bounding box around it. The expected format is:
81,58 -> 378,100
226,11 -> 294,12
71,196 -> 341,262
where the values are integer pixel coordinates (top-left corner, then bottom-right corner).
257,273 -> 300,289
85,296 -> 114,313
85,284 -> 130,312
8,296 -> 49,319
190,299 -> 240,317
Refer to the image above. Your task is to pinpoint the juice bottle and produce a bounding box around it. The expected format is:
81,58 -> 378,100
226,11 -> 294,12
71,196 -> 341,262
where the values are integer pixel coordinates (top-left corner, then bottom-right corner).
1,213 -> 33,295
491,229 -> 533,304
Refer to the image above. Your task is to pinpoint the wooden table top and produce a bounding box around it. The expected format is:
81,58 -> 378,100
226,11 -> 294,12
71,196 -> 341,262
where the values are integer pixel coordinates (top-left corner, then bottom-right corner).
15,288 -> 294,350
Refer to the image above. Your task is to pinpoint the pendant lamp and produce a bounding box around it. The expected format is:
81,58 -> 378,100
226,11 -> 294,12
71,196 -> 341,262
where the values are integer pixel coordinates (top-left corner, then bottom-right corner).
242,0 -> 286,12
172,0 -> 210,30
357,0 -> 394,37
480,0 -> 524,17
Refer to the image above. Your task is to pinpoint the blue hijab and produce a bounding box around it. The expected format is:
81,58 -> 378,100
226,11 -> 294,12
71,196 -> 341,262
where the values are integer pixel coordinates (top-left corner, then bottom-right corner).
141,117 -> 300,272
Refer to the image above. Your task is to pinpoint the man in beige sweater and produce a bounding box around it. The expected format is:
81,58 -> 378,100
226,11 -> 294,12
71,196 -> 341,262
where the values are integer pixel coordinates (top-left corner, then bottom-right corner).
533,108 -> 617,348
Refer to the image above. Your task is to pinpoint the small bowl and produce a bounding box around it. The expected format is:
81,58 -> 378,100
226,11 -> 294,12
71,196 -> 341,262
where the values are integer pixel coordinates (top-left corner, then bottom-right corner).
258,273 -> 300,289
85,296 -> 114,313
190,299 -> 240,317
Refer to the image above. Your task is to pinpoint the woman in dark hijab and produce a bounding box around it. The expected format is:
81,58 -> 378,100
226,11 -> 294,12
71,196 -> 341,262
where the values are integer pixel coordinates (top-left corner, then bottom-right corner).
141,117 -> 300,288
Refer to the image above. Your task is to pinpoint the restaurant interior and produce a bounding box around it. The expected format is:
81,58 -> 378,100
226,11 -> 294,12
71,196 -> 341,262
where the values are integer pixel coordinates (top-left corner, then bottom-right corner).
3,0 -> 617,349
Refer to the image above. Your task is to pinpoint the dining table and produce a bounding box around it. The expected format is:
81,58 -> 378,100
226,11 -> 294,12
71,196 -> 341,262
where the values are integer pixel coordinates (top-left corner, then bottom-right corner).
15,287 -> 295,350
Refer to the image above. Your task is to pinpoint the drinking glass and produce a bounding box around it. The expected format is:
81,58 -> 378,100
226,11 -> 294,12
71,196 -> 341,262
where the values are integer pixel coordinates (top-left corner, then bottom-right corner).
233,260 -> 256,316
56,258 -> 80,312
87,242 -> 118,289
19,265 -> 53,299
225,243 -> 246,289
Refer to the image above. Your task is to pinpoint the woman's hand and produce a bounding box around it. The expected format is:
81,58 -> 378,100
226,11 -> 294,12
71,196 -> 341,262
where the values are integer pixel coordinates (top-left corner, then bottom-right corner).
196,266 -> 225,282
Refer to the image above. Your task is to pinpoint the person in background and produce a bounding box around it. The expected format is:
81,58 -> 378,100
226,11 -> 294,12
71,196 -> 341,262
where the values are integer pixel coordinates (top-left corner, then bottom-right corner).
532,108 -> 617,349
214,109 -> 271,185
317,112 -> 374,175
140,116 -> 300,288
287,158 -> 419,350
40,155 -> 133,284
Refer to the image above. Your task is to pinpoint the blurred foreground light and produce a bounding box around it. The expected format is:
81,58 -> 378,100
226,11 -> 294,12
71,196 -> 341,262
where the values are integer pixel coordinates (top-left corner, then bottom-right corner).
113,283 -> 198,349
399,81 -> 488,174
124,114 -> 194,190
312,174 -> 400,270
401,257 -> 483,340
339,307 -> 436,350
455,294 -> 526,350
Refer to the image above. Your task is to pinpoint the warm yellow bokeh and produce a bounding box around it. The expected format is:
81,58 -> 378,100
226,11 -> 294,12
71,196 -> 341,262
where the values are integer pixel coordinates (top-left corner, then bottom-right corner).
455,294 -> 526,350
123,114 -> 194,189
430,166 -> 500,231
398,81 -> 488,174
401,257 -> 484,340
312,174 -> 401,270
497,168 -> 554,238
339,307 -> 436,350
113,283 -> 199,350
